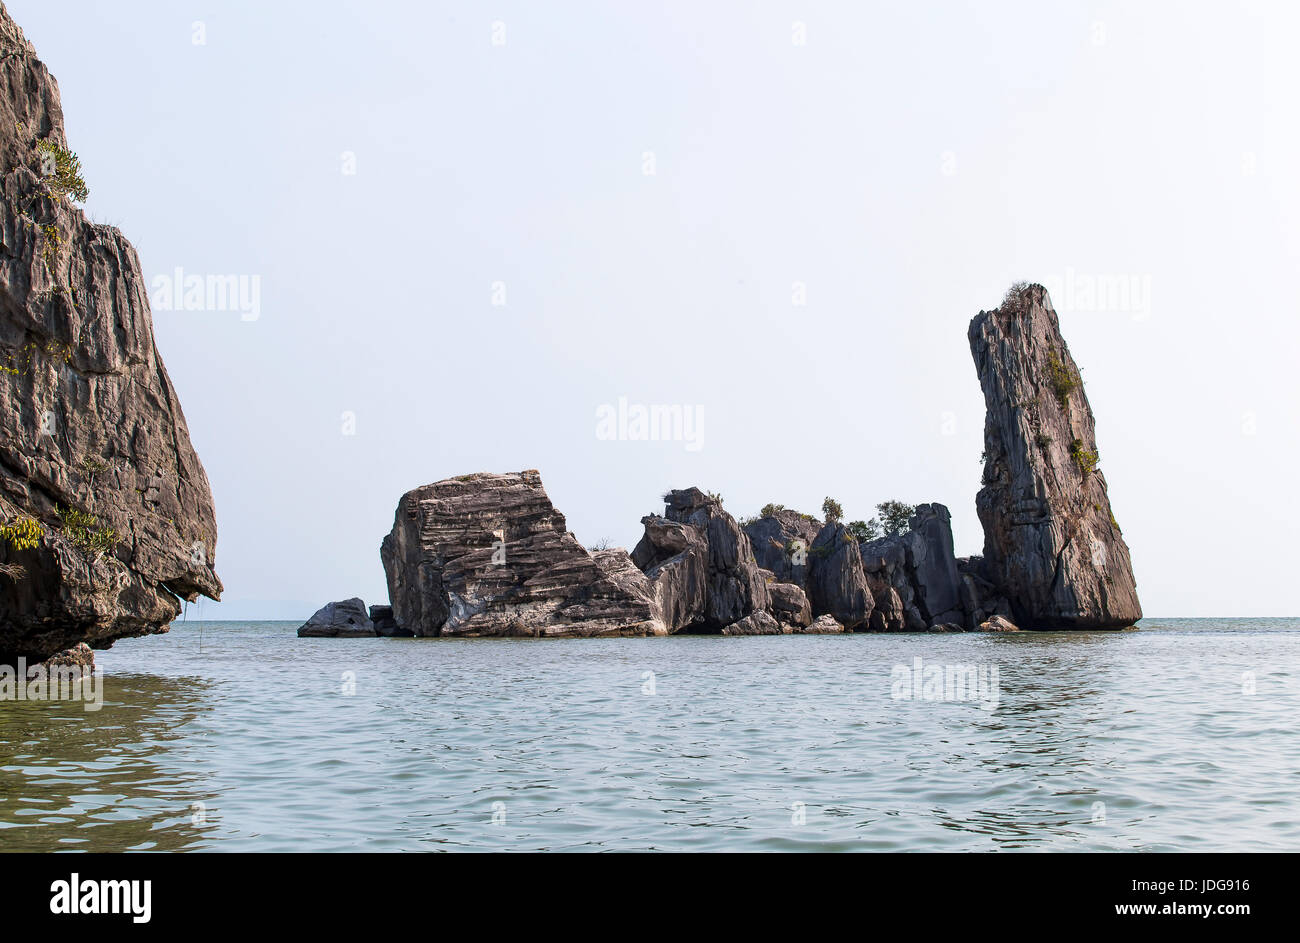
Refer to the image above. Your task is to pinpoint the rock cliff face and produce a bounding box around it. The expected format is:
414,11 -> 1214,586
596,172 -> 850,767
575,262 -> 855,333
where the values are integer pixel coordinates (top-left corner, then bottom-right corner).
633,488 -> 771,632
0,5 -> 221,663
744,509 -> 819,586
969,284 -> 1140,628
807,522 -> 873,629
380,471 -> 663,637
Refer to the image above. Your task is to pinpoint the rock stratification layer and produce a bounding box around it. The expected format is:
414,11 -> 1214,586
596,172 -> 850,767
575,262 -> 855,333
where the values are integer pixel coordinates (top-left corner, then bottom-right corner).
0,5 -> 220,663
380,471 -> 663,637
969,284 -> 1140,628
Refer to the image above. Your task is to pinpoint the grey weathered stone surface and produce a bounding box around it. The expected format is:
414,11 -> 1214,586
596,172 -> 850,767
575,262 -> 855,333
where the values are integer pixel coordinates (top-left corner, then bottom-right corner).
766,580 -> 812,628
381,471 -> 663,638
298,598 -> 376,638
807,522 -> 873,629
860,534 -> 929,631
957,556 -> 1013,627
970,284 -> 1141,628
804,614 -> 845,634
722,609 -> 783,636
865,582 -> 905,632
635,488 -> 768,632
905,504 -> 963,623
743,509 -> 820,588
0,6 -> 221,664
631,515 -> 707,633
368,603 -> 410,637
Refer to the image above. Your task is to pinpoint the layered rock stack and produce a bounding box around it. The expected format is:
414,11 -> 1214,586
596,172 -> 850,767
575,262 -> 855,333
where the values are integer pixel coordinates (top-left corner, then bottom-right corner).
333,471 -> 998,639
969,284 -> 1141,628
380,471 -> 663,638
0,5 -> 221,664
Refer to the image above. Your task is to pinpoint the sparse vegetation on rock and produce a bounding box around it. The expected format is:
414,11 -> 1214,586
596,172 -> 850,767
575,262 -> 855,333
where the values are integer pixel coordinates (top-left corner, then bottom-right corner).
875,500 -> 915,538
35,138 -> 88,202
846,519 -> 880,541
1046,347 -> 1078,408
56,505 -> 119,558
1070,439 -> 1099,477
0,516 -> 43,551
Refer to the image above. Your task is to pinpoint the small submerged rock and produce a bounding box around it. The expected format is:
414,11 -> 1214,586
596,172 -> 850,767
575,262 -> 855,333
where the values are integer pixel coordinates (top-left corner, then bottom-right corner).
803,614 -> 846,635
978,614 -> 1020,633
33,642 -> 96,679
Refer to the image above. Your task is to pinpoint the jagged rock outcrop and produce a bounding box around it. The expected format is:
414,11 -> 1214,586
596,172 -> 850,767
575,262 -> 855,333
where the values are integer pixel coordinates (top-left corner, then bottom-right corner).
957,556 -> 1013,628
865,581 -> 906,632
807,522 -> 873,629
722,610 -> 782,636
743,509 -> 819,587
630,515 -> 708,633
856,504 -> 968,630
766,580 -> 812,628
969,284 -> 1141,628
298,598 -> 376,638
380,471 -> 664,638
0,5 -> 220,664
805,614 -> 845,634
905,504 -> 965,626
633,488 -> 768,632
860,535 -> 924,630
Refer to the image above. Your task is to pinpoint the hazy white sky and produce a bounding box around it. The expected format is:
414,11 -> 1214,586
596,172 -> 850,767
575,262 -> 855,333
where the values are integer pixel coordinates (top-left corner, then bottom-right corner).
13,1 -> 1299,618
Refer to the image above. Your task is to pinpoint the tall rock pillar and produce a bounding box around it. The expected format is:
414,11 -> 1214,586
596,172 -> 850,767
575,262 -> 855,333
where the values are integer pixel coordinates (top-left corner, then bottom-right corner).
968,284 -> 1141,628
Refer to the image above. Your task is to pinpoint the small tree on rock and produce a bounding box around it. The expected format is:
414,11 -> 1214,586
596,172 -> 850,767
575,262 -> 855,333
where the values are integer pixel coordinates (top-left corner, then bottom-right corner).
875,500 -> 915,537
846,519 -> 880,542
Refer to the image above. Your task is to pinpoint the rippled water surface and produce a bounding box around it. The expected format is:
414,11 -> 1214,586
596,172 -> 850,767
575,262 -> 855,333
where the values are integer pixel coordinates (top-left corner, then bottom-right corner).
1,619 -> 1297,851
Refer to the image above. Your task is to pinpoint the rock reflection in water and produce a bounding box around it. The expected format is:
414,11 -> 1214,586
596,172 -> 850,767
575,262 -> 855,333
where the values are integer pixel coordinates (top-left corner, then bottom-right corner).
0,673 -> 215,852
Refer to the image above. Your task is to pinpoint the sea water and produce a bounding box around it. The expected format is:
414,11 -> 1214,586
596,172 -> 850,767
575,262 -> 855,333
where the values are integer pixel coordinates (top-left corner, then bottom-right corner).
0,619 -> 1296,852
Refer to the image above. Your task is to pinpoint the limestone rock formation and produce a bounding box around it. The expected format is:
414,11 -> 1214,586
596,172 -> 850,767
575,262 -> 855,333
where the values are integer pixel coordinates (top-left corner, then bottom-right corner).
905,504 -> 965,626
805,614 -> 846,634
856,504 -> 968,630
766,580 -> 812,628
633,488 -> 768,632
368,604 -> 410,637
298,598 -> 376,638
807,522 -> 874,629
0,6 -> 221,664
969,284 -> 1141,628
380,471 -> 663,638
957,556 -> 1013,628
722,610 -> 782,636
743,509 -> 819,588
630,515 -> 707,633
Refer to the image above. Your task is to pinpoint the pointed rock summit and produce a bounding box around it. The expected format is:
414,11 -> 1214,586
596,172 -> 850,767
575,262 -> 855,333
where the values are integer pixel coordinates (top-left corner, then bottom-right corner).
968,283 -> 1141,628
